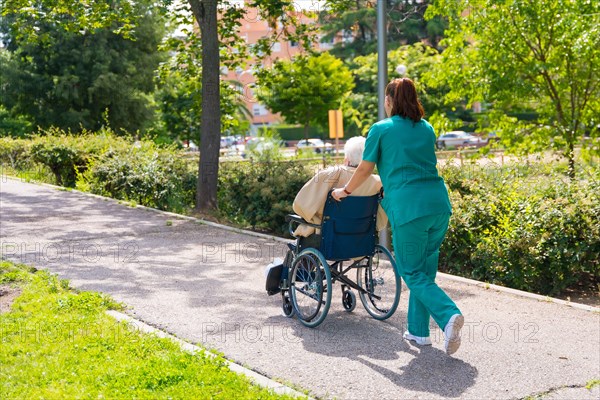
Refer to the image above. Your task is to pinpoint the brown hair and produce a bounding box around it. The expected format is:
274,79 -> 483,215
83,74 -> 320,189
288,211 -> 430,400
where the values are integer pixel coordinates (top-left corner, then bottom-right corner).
385,78 -> 425,123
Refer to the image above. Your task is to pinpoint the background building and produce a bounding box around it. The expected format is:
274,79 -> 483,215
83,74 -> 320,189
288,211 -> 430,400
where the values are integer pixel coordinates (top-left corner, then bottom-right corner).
222,5 -> 335,134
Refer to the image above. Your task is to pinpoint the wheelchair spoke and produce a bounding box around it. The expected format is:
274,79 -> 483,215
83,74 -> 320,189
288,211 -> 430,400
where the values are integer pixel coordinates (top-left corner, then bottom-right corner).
357,245 -> 401,320
289,250 -> 332,327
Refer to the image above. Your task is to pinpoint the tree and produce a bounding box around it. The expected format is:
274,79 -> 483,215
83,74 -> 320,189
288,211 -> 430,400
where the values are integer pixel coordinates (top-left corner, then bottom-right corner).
187,0 -> 318,212
0,0 -> 166,134
154,5 -> 250,146
319,0 -> 447,59
256,52 -> 354,140
427,0 -> 600,176
347,42 -> 460,135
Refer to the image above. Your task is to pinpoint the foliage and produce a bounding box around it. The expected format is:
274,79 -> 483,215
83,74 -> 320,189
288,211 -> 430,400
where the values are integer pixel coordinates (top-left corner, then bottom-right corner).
0,137 -> 33,170
83,142 -> 197,212
155,4 -> 251,145
0,97 -> 33,138
30,140 -> 86,187
273,124 -> 327,141
319,0 -> 447,59
0,0 -> 167,134
23,128 -> 128,187
439,160 -> 600,296
218,160 -> 312,235
427,0 -> 600,175
256,52 -> 354,140
348,42 -> 457,134
0,261 -> 294,399
1,128 -> 196,212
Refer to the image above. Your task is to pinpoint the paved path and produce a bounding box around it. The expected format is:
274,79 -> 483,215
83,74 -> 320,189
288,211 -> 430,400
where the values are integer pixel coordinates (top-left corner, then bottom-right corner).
1,177 -> 599,400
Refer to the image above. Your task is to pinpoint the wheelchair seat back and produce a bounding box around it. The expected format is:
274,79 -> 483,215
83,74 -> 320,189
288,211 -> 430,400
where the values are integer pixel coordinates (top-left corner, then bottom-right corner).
320,192 -> 379,260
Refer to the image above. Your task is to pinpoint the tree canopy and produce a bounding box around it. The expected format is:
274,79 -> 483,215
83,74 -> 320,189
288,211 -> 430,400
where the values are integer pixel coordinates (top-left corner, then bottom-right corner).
319,0 -> 447,59
256,52 -> 354,140
427,0 -> 600,174
0,0 -> 167,134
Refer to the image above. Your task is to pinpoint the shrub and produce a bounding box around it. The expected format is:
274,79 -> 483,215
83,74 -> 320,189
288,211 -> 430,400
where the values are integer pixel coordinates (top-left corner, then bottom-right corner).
440,162 -> 600,296
218,160 -> 312,236
27,128 -> 132,187
84,142 -> 196,212
30,140 -> 86,187
0,137 -> 33,170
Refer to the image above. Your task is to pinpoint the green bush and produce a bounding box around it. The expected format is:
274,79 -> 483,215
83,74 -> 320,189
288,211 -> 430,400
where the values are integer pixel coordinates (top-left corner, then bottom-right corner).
440,162 -> 600,296
0,137 -> 33,170
26,128 -> 132,187
84,142 -> 196,212
30,140 -> 85,187
218,160 -> 312,236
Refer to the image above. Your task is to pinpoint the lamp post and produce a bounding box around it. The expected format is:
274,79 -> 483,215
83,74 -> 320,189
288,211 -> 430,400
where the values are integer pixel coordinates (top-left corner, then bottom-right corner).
377,0 -> 387,121
377,0 -> 391,248
396,64 -> 407,76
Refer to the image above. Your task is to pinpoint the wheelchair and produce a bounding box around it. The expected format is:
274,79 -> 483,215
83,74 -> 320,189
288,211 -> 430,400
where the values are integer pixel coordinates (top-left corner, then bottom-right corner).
278,191 -> 402,328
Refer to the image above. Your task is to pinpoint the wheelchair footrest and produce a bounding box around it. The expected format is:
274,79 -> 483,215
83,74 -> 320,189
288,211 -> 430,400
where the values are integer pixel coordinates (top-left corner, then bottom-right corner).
265,264 -> 283,296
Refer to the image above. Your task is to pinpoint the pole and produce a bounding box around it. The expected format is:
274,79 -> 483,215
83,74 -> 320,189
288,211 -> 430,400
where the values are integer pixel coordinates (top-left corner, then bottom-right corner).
376,0 -> 391,249
377,0 -> 387,121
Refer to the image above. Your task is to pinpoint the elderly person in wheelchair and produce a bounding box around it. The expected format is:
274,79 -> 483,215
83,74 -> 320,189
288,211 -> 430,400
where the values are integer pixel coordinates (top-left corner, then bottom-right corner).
266,136 -> 401,328
292,136 -> 388,245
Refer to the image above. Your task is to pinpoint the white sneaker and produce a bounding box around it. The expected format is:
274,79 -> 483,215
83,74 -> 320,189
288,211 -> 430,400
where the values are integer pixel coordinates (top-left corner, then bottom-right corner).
444,314 -> 464,355
403,331 -> 432,346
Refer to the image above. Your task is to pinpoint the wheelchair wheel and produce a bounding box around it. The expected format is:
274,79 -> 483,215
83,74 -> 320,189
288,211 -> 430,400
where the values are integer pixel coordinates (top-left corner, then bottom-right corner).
342,289 -> 356,312
289,249 -> 332,328
357,244 -> 401,320
281,290 -> 294,318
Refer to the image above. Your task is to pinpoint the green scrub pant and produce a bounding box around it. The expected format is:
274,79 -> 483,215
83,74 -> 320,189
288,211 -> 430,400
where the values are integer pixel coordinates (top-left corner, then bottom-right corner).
392,212 -> 461,337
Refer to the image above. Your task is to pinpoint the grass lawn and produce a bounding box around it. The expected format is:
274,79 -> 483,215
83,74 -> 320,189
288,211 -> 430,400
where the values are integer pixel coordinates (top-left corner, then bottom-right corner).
0,261 -> 296,399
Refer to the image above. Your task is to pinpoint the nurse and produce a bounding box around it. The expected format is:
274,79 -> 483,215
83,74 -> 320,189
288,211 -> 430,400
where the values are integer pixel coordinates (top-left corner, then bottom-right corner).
331,78 -> 464,355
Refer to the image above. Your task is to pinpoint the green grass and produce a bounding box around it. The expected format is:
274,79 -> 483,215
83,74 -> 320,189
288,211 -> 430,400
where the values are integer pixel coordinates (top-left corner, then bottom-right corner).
0,261 -> 297,399
586,379 -> 600,390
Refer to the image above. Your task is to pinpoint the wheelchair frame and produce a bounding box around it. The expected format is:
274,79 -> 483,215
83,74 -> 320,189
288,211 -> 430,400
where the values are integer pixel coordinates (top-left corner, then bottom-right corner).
280,192 -> 402,328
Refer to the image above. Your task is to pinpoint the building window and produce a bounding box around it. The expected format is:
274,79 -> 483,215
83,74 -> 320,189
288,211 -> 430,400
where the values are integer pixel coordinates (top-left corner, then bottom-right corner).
253,104 -> 268,116
289,40 -> 298,47
272,42 -> 281,52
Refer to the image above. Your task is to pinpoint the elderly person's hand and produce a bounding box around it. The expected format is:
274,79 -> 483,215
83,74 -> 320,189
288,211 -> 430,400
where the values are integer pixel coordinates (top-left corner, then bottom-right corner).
331,187 -> 350,202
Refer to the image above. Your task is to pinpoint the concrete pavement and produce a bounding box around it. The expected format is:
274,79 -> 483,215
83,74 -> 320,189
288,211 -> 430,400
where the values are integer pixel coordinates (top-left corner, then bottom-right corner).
1,177 -> 599,399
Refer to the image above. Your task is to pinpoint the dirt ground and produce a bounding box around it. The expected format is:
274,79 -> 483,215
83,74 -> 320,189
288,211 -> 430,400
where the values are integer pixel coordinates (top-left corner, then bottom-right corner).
0,284 -> 22,314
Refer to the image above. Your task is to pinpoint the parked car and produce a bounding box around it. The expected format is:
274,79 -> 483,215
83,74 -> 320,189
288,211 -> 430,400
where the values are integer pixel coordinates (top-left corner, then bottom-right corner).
242,136 -> 282,158
436,131 -> 482,149
220,136 -> 236,148
296,138 -> 333,154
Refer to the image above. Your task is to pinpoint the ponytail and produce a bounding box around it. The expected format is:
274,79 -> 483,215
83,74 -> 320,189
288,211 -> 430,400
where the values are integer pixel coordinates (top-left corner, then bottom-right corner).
385,78 -> 424,122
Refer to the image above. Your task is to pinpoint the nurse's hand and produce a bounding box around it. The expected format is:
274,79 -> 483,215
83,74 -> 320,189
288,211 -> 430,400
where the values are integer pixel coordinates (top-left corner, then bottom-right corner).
331,188 -> 348,202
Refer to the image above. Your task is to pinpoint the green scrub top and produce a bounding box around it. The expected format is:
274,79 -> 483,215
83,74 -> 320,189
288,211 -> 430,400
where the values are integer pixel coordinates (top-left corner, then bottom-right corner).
363,115 -> 452,227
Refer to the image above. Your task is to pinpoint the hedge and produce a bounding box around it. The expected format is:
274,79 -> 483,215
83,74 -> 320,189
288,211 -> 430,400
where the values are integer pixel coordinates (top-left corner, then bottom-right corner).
218,160 -> 312,235
439,162 -> 600,295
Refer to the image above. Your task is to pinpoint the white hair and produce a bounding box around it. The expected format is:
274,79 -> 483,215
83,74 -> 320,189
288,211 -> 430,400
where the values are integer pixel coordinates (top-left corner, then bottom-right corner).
344,136 -> 366,167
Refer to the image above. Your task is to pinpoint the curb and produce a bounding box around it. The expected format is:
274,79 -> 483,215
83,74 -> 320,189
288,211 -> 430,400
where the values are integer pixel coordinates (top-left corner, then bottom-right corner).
106,310 -> 310,398
6,176 -> 599,313
437,272 -> 599,313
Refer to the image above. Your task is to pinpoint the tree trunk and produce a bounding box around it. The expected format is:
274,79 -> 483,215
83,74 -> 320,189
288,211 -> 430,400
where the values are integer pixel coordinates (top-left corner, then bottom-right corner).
189,0 -> 221,212
566,131 -> 576,179
303,123 -> 309,141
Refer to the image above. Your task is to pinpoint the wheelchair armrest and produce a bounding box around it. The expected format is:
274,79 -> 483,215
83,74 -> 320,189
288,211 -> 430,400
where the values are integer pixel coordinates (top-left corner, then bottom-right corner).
286,214 -> 321,237
286,214 -> 321,227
